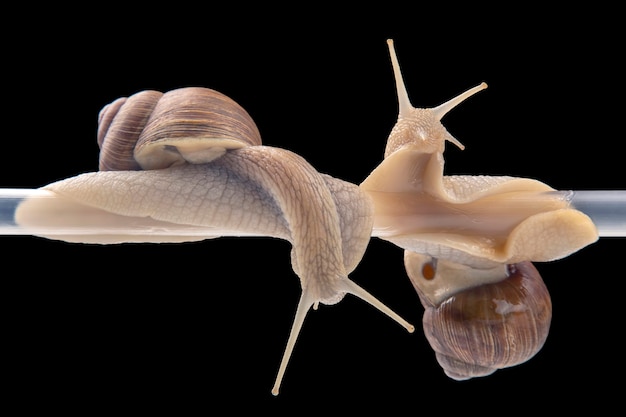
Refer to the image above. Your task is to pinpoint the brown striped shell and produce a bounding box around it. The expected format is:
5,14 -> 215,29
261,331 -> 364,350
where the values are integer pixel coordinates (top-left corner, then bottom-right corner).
405,252 -> 552,380
97,87 -> 262,171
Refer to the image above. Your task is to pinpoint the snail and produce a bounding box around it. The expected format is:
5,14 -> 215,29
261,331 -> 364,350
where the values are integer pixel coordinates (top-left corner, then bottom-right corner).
359,40 -> 598,378
15,86 -> 415,395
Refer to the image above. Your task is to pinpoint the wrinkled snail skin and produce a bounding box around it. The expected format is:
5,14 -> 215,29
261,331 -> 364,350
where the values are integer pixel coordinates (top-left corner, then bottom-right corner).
359,39 -> 597,379
405,252 -> 552,380
15,86 -> 414,396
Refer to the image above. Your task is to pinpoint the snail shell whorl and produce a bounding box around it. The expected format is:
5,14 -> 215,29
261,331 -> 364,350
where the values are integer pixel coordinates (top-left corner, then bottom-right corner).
418,261 -> 552,380
97,91 -> 162,171
97,87 -> 262,171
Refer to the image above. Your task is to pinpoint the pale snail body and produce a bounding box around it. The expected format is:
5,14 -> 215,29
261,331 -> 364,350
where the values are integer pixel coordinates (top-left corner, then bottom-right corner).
361,42 -> 598,269
15,86 -> 413,395
359,40 -> 598,378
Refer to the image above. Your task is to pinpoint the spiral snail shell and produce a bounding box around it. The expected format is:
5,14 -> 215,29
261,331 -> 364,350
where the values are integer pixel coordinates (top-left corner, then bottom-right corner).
404,252 -> 552,379
96,87 -> 262,171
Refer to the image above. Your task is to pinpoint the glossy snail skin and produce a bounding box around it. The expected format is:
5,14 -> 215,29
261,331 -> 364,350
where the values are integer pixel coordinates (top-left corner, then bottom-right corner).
360,40 -> 599,269
359,40 -> 598,378
15,87 -> 414,396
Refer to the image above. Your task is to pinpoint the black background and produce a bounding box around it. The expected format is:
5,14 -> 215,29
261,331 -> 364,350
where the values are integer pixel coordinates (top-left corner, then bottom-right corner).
3,4 -> 623,413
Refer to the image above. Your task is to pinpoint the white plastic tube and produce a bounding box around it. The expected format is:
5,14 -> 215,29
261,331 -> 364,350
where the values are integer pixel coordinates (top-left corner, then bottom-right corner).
564,190 -> 626,237
0,188 -> 624,238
